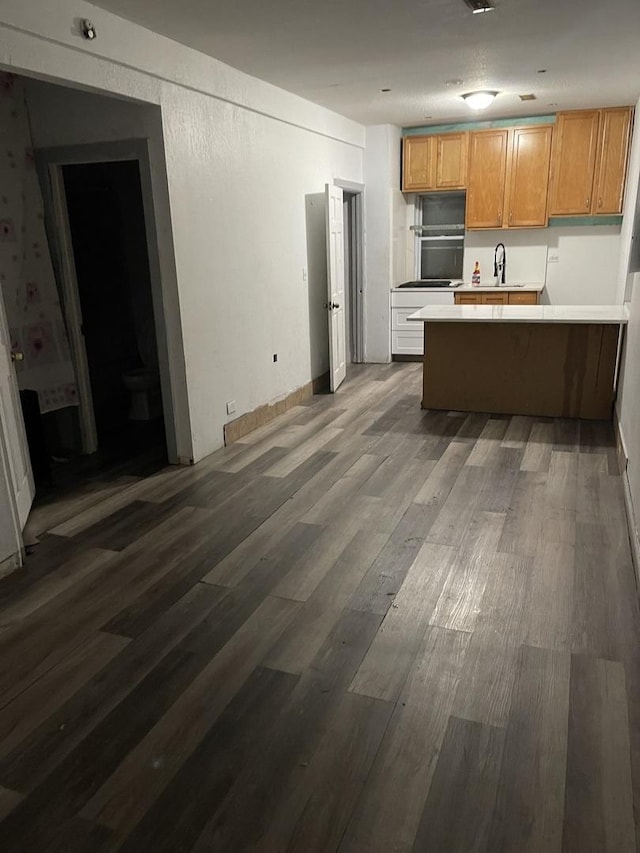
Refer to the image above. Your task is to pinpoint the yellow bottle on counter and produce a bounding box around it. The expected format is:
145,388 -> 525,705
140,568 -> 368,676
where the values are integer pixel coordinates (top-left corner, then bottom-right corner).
471,261 -> 481,287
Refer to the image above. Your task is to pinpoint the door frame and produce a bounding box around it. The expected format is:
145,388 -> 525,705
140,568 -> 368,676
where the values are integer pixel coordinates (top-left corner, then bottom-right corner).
0,426 -> 23,573
45,163 -> 98,454
334,179 -> 364,363
36,140 -> 179,462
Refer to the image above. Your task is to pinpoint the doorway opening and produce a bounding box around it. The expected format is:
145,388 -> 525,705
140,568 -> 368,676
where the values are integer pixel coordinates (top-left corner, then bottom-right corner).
37,152 -> 170,490
340,187 -> 364,366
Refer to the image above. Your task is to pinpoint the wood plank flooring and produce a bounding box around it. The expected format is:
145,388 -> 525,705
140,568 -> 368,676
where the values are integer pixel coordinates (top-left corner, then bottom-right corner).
1,362 -> 639,852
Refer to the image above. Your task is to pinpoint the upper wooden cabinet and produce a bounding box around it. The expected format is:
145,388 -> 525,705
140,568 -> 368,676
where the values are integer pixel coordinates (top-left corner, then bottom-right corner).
402,133 -> 468,192
466,129 -> 512,229
467,125 -> 552,229
548,111 -> 600,215
548,107 -> 632,216
402,106 -> 632,222
403,136 -> 434,191
466,130 -> 509,228
435,134 -> 469,189
505,125 -> 553,227
593,108 -> 633,214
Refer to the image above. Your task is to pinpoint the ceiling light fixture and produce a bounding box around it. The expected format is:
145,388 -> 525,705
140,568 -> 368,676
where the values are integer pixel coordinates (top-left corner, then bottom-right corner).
461,90 -> 498,110
464,0 -> 495,13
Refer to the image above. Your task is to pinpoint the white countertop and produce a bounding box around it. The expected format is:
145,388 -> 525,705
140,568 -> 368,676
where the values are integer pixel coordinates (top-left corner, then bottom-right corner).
391,281 -> 545,293
407,304 -> 630,324
392,280 -> 463,292
455,282 -> 545,293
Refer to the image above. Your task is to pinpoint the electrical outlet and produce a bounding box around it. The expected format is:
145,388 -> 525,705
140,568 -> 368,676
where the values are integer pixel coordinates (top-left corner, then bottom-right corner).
226,400 -> 236,415
273,353 -> 278,363
302,267 -> 308,281
547,250 -> 560,264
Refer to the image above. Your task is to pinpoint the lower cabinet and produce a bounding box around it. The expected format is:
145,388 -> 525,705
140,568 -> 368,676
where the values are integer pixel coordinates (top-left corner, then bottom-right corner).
392,307 -> 425,355
391,290 -> 454,355
392,328 -> 424,356
454,291 -> 539,305
507,291 -> 540,305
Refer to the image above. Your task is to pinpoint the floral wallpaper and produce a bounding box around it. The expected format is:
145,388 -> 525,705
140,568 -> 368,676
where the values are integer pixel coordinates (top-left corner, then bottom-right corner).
0,72 -> 78,413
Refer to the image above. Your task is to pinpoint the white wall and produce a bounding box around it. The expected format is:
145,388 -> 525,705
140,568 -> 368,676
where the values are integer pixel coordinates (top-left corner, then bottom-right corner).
617,271 -> 640,564
25,81 -> 159,146
0,0 -> 364,462
462,226 -> 622,303
619,108 -> 640,303
160,86 -> 361,459
363,124 -> 401,363
615,98 -> 640,561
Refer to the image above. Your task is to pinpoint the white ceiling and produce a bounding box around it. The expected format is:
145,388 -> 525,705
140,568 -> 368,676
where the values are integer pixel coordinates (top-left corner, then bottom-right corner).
90,0 -> 640,127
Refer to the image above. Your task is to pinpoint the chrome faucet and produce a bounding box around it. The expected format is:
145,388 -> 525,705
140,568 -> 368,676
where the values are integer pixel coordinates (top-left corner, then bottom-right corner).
494,242 -> 506,286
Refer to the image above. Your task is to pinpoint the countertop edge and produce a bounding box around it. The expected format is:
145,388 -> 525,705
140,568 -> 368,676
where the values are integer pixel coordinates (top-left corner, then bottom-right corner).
391,282 -> 546,293
454,282 -> 545,293
406,304 -> 630,324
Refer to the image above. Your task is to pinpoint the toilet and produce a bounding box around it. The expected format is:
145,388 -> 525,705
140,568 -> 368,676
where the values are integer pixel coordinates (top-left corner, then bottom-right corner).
122,367 -> 162,421
122,319 -> 162,421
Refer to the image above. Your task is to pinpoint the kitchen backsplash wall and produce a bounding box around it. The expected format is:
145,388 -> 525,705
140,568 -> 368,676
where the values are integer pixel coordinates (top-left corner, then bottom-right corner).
397,203 -> 622,305
543,226 -> 622,304
462,230 -> 547,286
463,225 -> 622,304
464,225 -> 620,305
396,199 -> 622,304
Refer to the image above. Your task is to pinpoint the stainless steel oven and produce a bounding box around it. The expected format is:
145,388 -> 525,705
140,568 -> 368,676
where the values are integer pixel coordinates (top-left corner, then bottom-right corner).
413,191 -> 465,281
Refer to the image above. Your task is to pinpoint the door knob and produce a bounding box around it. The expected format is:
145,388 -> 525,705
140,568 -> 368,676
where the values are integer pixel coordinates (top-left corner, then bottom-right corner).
10,351 -> 24,363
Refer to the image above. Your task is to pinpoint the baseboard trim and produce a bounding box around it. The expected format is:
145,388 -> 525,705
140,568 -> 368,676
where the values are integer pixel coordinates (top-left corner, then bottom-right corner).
622,471 -> 640,591
614,411 -> 640,590
224,371 -> 330,445
312,371 -> 331,394
0,551 -> 22,580
613,407 -> 628,478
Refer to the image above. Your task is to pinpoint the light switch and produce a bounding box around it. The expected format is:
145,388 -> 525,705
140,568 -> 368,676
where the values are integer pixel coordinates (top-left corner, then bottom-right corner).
547,250 -> 560,264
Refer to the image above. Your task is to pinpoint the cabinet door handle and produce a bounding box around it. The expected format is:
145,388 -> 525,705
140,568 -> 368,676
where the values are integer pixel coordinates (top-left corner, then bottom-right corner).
586,197 -> 590,209
509,211 -> 513,223
598,197 -> 602,208
498,210 -> 502,223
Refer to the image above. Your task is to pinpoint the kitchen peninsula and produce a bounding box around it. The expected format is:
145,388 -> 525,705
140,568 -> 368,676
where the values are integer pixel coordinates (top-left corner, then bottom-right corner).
407,304 -> 629,419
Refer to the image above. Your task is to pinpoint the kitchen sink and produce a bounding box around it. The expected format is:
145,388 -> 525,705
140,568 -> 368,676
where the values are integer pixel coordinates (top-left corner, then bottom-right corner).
397,279 -> 462,288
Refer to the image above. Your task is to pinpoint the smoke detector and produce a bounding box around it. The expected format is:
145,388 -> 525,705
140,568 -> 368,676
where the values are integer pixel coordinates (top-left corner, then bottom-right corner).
80,19 -> 97,39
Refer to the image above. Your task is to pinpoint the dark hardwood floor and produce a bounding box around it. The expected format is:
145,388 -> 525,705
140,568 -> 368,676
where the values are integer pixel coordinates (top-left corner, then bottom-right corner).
1,362 -> 639,852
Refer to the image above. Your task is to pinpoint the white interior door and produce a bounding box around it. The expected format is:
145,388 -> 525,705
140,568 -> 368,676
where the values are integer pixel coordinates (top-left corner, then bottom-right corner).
0,289 -> 35,531
325,184 -> 346,391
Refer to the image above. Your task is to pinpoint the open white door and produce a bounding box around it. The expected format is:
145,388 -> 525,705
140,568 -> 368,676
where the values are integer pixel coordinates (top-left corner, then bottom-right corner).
0,289 -> 35,532
325,183 -> 346,392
